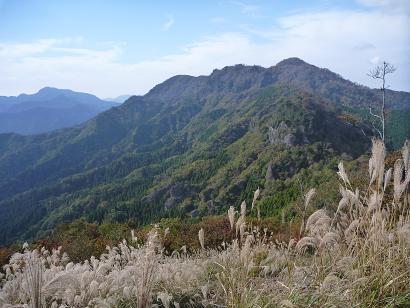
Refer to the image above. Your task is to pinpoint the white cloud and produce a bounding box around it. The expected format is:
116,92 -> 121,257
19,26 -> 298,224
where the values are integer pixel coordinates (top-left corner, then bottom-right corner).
0,6 -> 409,97
231,1 -> 260,14
210,17 -> 227,24
162,15 -> 174,31
371,56 -> 380,64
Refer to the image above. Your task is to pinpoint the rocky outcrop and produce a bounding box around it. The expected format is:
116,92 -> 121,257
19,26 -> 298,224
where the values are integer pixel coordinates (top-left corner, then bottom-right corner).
265,161 -> 274,181
141,182 -> 197,210
267,121 -> 309,146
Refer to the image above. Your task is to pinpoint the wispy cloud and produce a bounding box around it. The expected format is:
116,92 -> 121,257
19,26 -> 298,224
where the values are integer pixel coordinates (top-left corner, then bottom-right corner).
231,1 -> 260,14
210,17 -> 227,24
0,5 -> 409,97
356,0 -> 410,13
162,15 -> 174,31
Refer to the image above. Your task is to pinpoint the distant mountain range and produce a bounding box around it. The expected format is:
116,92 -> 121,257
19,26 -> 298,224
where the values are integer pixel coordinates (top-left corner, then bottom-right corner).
0,87 -> 118,135
104,95 -> 133,103
0,57 -> 409,244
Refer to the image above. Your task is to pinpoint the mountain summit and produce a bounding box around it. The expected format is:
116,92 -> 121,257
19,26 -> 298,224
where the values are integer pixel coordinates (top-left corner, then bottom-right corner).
0,87 -> 118,135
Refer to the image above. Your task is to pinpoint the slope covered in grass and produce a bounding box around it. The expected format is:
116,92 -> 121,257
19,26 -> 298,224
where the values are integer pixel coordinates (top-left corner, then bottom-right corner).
1,140 -> 409,307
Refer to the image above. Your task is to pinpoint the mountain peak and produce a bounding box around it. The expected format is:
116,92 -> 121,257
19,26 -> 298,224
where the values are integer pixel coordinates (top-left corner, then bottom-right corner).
276,57 -> 308,66
37,87 -> 70,95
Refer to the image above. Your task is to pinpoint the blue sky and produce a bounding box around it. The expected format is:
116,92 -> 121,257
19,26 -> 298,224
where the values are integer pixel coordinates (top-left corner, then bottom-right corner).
0,0 -> 409,97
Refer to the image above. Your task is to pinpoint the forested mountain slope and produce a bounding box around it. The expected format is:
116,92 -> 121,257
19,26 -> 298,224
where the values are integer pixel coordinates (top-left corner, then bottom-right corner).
0,58 -> 408,244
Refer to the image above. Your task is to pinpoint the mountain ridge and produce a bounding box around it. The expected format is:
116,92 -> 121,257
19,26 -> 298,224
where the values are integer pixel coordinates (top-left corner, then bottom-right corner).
0,58 -> 408,245
0,87 -> 118,135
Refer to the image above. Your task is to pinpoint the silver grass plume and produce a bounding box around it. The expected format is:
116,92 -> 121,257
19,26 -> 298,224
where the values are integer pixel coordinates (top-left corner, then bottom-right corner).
403,140 -> 410,172
251,187 -> 260,210
137,227 -> 160,308
24,252 -> 44,308
236,215 -> 245,238
157,291 -> 172,308
305,209 -> 331,237
320,232 -> 340,249
198,228 -> 205,250
240,200 -> 247,218
295,236 -> 319,254
369,138 -> 386,189
384,168 -> 392,191
337,161 -> 350,186
228,206 -> 235,230
304,188 -> 316,210
393,159 -> 410,202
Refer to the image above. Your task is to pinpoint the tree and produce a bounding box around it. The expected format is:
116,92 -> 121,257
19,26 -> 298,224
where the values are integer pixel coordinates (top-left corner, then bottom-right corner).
368,61 -> 396,141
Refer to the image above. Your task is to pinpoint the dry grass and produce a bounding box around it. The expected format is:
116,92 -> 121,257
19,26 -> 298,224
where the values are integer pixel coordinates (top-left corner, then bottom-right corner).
1,139 -> 409,307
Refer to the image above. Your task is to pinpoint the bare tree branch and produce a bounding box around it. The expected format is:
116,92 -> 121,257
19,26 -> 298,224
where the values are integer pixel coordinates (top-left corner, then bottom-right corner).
369,107 -> 382,119
367,61 -> 396,141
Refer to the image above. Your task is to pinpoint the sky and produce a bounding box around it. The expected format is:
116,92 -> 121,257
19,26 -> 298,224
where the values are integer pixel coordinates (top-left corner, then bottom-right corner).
0,0 -> 409,98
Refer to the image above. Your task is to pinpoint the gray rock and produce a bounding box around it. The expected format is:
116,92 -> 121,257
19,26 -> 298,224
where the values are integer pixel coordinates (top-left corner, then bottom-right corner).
164,197 -> 178,209
267,121 -> 308,146
265,161 -> 274,181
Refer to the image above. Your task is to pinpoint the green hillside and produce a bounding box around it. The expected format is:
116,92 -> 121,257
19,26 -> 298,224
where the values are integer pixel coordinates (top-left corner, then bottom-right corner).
0,58 -> 408,245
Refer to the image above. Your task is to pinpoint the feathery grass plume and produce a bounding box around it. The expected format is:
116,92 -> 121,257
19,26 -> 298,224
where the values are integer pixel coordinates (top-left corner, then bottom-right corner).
305,209 -> 329,233
24,251 -> 44,308
320,273 -> 341,293
344,219 -> 360,243
288,238 -> 296,250
235,215 -> 244,237
367,191 -> 382,213
251,187 -> 260,210
320,232 -> 340,249
131,229 -> 137,242
228,206 -> 235,230
164,227 -> 170,237
304,188 -> 316,210
403,140 -> 410,172
137,227 -> 160,308
337,161 -> 350,186
305,209 -> 331,238
240,235 -> 254,269
198,228 -> 205,250
393,158 -> 410,202
397,223 -> 410,245
295,236 -> 319,254
240,200 -> 247,217
239,220 -> 246,241
369,138 -> 385,189
157,291 -> 172,308
383,168 -> 392,191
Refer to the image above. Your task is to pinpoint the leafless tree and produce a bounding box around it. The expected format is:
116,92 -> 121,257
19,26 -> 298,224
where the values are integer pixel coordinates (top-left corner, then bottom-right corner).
368,61 -> 396,141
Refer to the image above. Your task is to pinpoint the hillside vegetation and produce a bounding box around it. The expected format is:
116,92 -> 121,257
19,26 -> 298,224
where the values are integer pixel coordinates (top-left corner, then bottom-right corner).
1,139 -> 409,307
0,58 -> 409,245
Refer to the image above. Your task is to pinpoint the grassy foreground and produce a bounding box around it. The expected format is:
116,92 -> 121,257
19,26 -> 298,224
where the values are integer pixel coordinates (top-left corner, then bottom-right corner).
1,139 -> 409,307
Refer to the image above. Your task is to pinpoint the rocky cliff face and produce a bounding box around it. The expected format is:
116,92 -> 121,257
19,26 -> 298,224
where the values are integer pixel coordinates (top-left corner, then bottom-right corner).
268,121 -> 309,146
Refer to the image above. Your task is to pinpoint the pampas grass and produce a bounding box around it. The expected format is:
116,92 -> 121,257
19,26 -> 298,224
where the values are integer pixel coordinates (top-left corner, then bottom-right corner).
198,228 -> 205,250
1,139 -> 410,307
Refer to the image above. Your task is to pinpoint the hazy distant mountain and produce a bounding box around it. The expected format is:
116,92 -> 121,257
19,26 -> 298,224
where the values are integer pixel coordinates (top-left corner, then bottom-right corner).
0,87 -> 118,134
0,58 -> 409,244
104,95 -> 132,103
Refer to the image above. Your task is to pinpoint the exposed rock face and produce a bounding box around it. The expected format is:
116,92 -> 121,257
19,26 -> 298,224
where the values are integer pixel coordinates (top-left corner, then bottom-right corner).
268,122 -> 297,146
268,121 -> 309,146
141,184 -> 171,203
265,161 -> 274,181
227,179 -> 247,196
142,182 -> 197,209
